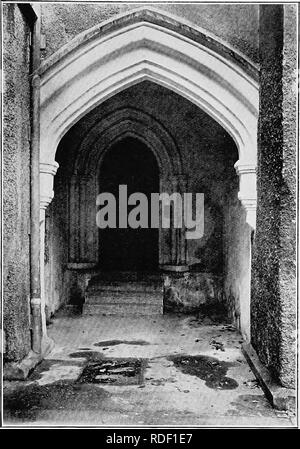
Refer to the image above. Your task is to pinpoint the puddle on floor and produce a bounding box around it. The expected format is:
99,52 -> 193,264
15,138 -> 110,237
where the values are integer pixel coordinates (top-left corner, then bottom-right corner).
169,354 -> 238,390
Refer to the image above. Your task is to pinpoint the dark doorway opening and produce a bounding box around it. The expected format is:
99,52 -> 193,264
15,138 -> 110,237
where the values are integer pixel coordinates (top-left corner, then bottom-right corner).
99,137 -> 159,271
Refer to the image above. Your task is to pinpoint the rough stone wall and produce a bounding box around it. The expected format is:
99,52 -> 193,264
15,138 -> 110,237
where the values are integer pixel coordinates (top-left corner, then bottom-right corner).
3,4 -> 31,361
46,81 -> 239,313
251,5 -> 297,388
40,3 -> 259,64
279,4 -> 297,389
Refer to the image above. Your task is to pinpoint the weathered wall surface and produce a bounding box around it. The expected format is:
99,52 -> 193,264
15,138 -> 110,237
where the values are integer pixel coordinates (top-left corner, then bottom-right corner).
3,4 -> 31,361
251,5 -> 297,388
46,81 -> 239,313
40,3 -> 259,64
163,272 -> 224,314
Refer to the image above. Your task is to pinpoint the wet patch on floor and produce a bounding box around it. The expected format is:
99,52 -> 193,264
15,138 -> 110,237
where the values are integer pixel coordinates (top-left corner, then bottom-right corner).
3,381 -> 111,422
94,340 -> 151,347
169,354 -> 238,390
78,358 -> 145,386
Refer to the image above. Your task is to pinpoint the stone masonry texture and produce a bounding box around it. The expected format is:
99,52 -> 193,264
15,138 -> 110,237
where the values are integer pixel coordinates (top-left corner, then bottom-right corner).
3,4 -> 31,362
251,5 -> 297,388
40,3 -> 259,64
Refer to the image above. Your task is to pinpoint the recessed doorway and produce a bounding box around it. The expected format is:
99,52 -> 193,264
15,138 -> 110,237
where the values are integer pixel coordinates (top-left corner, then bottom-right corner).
99,137 -> 159,271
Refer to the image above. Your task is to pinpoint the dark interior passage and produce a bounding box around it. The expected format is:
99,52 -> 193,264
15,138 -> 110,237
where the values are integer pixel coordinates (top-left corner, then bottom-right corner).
99,137 -> 159,271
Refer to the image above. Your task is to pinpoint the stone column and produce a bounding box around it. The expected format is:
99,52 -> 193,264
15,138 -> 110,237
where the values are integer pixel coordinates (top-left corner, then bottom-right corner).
40,161 -> 59,344
79,175 -> 98,263
68,174 -> 98,268
85,175 -> 98,263
160,174 -> 188,272
69,174 -> 80,263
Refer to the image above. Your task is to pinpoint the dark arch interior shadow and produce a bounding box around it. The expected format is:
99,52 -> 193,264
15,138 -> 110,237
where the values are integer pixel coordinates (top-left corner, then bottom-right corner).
98,137 -> 159,271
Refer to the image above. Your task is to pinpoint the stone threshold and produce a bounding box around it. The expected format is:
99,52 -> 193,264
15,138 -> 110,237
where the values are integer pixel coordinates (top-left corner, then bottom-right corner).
242,343 -> 296,411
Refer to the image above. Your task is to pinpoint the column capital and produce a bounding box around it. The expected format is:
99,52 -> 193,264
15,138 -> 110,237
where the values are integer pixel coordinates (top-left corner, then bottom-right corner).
234,161 -> 256,175
40,161 -> 59,176
40,161 -> 59,210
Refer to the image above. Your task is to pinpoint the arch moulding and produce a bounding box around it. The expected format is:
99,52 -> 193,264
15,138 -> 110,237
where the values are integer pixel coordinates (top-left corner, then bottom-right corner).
74,107 -> 183,178
70,107 -> 187,268
38,7 -> 259,228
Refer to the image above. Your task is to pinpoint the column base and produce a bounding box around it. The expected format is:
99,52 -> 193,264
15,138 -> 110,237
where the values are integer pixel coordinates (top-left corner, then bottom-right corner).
242,343 -> 296,411
67,262 -> 97,270
3,335 -> 54,381
160,264 -> 189,272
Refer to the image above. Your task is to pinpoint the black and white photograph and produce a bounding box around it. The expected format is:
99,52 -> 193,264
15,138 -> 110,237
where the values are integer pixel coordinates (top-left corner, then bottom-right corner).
0,0 -> 298,431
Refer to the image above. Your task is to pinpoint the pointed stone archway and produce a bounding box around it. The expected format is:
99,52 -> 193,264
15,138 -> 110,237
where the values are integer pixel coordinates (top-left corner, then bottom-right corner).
39,8 -> 259,225
38,7 -> 259,341
68,107 -> 187,271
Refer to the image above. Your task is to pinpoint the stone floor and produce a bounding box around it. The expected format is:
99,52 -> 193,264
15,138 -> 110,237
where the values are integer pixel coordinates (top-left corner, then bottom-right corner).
3,311 -> 296,427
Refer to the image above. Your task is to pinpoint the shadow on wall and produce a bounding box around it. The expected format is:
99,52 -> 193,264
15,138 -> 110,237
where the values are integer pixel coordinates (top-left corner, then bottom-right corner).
187,194 -> 224,275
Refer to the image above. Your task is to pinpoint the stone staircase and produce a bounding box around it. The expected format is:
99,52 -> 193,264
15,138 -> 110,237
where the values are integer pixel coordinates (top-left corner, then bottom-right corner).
83,272 -> 164,316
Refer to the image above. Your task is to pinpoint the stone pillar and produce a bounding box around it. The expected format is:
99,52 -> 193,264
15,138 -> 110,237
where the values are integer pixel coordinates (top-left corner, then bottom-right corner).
160,174 -> 188,272
175,174 -> 188,268
79,175 -> 98,263
86,175 -> 98,263
68,174 -> 98,268
40,161 -> 58,342
69,174 -> 80,263
251,4 -> 297,388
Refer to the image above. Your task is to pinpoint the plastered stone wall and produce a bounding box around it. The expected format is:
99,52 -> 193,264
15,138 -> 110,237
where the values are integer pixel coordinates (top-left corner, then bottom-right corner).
45,81 -> 242,316
40,3 -> 259,64
251,5 -> 297,388
3,4 -> 31,361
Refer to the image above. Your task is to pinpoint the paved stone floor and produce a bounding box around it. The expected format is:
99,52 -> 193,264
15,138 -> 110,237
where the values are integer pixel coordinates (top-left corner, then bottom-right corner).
3,312 -> 296,427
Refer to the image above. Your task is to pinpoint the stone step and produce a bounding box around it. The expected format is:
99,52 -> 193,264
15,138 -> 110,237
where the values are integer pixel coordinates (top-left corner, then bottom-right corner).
86,291 -> 162,305
83,302 -> 163,316
88,271 -> 162,285
84,271 -> 164,316
87,281 -> 163,294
